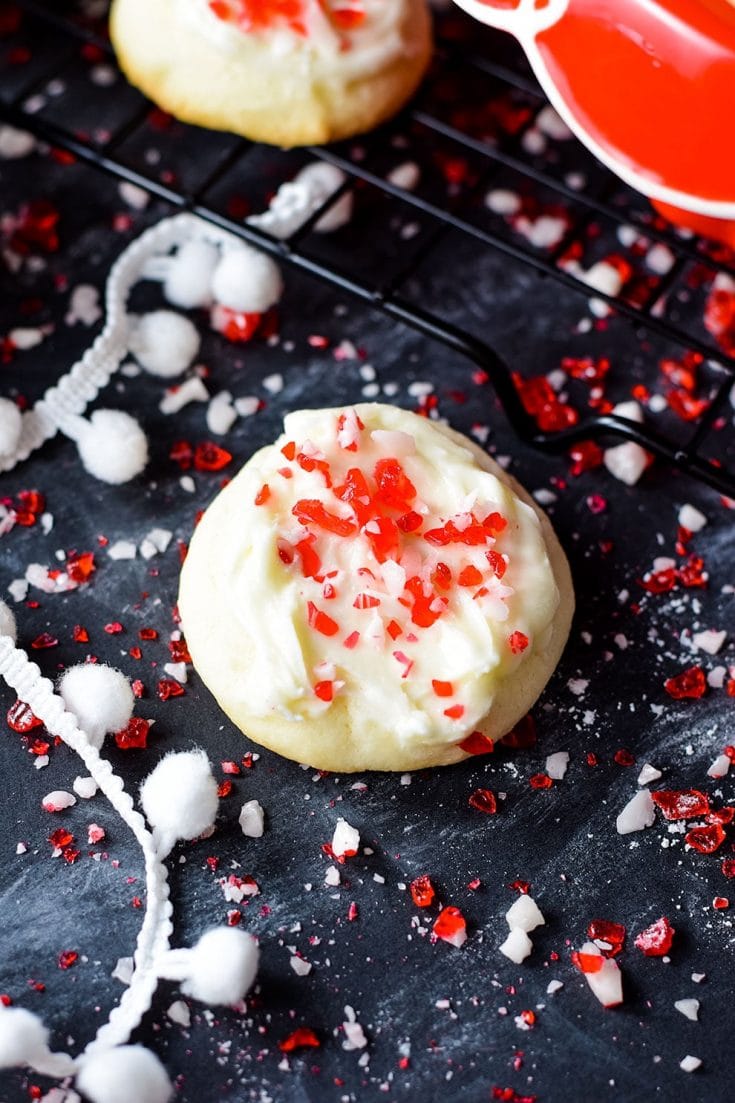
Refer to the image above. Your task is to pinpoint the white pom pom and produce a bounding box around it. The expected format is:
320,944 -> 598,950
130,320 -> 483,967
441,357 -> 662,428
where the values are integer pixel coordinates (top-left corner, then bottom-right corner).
211,246 -> 283,313
76,1045 -> 172,1103
164,240 -> 219,310
129,310 -> 200,378
0,397 -> 22,457
180,927 -> 259,1005
76,409 -> 148,484
140,750 -> 218,843
0,1006 -> 49,1068
58,663 -> 134,749
0,599 -> 17,642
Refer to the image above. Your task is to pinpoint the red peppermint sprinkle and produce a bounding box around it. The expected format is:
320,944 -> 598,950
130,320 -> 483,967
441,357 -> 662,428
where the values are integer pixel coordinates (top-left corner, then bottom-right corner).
529,773 -> 553,790
431,679 -> 453,697
278,1027 -> 321,1053
634,916 -> 675,956
410,875 -> 436,908
7,700 -> 43,733
721,859 -> 735,879
57,950 -> 78,970
508,631 -> 529,654
664,666 -> 707,699
307,601 -> 339,637
433,905 -> 467,945
468,788 -> 497,814
30,633 -> 58,650
114,717 -> 150,750
587,919 -> 626,957
194,442 -> 232,472
157,679 -> 185,701
458,730 -> 494,755
713,897 -> 730,910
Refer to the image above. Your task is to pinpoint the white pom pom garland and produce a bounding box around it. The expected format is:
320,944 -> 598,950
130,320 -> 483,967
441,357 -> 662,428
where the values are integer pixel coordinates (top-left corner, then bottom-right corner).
75,409 -> 148,485
129,310 -> 200,378
0,1006 -> 50,1069
164,239 -> 219,309
140,750 -> 219,848
76,1045 -> 172,1103
157,927 -> 259,1006
0,396 -> 22,457
211,245 -> 283,314
0,599 -> 17,642
58,663 -> 134,750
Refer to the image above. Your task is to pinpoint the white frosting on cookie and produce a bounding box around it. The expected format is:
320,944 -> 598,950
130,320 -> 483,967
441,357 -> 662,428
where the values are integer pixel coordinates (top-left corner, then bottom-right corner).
221,406 -> 560,748
183,1 -> 410,78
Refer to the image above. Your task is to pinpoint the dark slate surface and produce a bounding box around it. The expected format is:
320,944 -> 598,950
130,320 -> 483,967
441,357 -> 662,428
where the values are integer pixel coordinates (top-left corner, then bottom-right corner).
1,4 -> 734,1102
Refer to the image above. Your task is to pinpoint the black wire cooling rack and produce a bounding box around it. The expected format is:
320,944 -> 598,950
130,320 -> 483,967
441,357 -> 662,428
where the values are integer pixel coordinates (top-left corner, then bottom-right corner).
2,0 -> 735,496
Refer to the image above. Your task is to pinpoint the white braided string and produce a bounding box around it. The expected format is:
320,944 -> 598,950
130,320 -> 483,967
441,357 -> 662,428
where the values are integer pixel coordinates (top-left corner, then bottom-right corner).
0,635 -> 176,1061
0,212 -> 241,473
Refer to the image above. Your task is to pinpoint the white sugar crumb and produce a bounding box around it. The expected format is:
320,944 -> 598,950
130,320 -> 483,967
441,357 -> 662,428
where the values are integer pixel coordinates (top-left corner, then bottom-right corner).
604,439 -> 649,486
691,628 -> 726,655
332,818 -> 360,858
616,789 -> 656,834
678,503 -> 707,532
118,181 -> 150,209
262,373 -> 284,395
65,284 -> 101,327
568,678 -> 589,697
167,999 -> 191,1027
707,754 -> 730,779
159,376 -> 209,415
8,578 -> 29,602
234,396 -> 261,417
506,895 -> 545,932
679,1055 -> 702,1072
42,790 -> 76,812
546,980 -> 564,994
545,751 -> 569,780
239,799 -> 265,838
73,776 -> 98,800
674,999 -> 699,1021
499,928 -> 533,964
692,973 -> 706,984
107,540 -> 137,561
207,391 -> 237,436
140,528 -> 172,559
536,105 -> 573,140
290,955 -> 312,977
324,865 -> 341,886
637,763 -> 662,786
0,124 -> 36,159
387,161 -> 420,191
708,666 -> 726,688
163,662 -> 187,684
341,1006 -> 368,1051
111,956 -> 134,985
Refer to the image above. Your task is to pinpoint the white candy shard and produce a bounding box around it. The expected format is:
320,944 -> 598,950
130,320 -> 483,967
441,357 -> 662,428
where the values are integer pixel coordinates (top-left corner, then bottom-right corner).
166,1000 -> 191,1027
545,751 -> 569,780
290,955 -> 312,976
140,750 -> 218,844
499,928 -> 533,964
164,239 -> 219,309
0,397 -> 22,457
42,791 -> 76,813
674,999 -> 700,1021
707,754 -> 730,779
679,1055 -> 702,1073
576,942 -> 623,1007
692,629 -> 726,655
211,245 -> 283,313
0,124 -> 35,159
505,894 -> 545,933
159,375 -> 209,415
180,927 -> 259,1005
207,391 -> 237,436
239,799 -> 265,838
76,1045 -> 172,1103
129,310 -> 200,378
76,409 -> 148,484
637,763 -> 662,786
58,664 -> 134,750
331,817 -> 360,858
111,957 -> 134,985
604,440 -> 649,486
678,504 -> 707,532
616,789 -> 656,834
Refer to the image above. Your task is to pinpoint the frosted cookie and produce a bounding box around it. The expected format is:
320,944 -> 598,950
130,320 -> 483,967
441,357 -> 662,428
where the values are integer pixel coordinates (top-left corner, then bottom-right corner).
110,0 -> 433,147
179,404 -> 574,772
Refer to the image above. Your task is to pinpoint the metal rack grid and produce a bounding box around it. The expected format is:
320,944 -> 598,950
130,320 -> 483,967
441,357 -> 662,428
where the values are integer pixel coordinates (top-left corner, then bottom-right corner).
2,0 -> 734,496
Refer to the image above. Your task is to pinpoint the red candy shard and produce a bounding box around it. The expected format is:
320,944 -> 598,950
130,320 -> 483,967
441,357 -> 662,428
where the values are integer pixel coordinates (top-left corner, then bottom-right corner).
210,304 -> 261,342
468,788 -> 497,814
193,442 -> 232,472
156,678 -> 185,701
57,950 -> 78,970
278,1027 -> 321,1053
685,823 -> 726,854
491,1088 -> 537,1103
501,713 -> 536,749
508,631 -> 529,654
433,905 -> 467,945
431,679 -> 453,698
587,919 -> 626,957
410,874 -> 436,908
114,717 -> 150,750
307,601 -> 339,637
254,484 -> 270,506
373,458 -> 417,511
571,950 -> 604,974
443,704 -> 465,720
651,789 -> 710,820
7,700 -> 43,733
313,680 -> 334,702
458,730 -> 494,756
66,551 -> 95,583
293,499 -> 356,537
634,917 -> 674,956
529,773 -> 553,790
664,665 -> 707,699
721,859 -> 735,879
